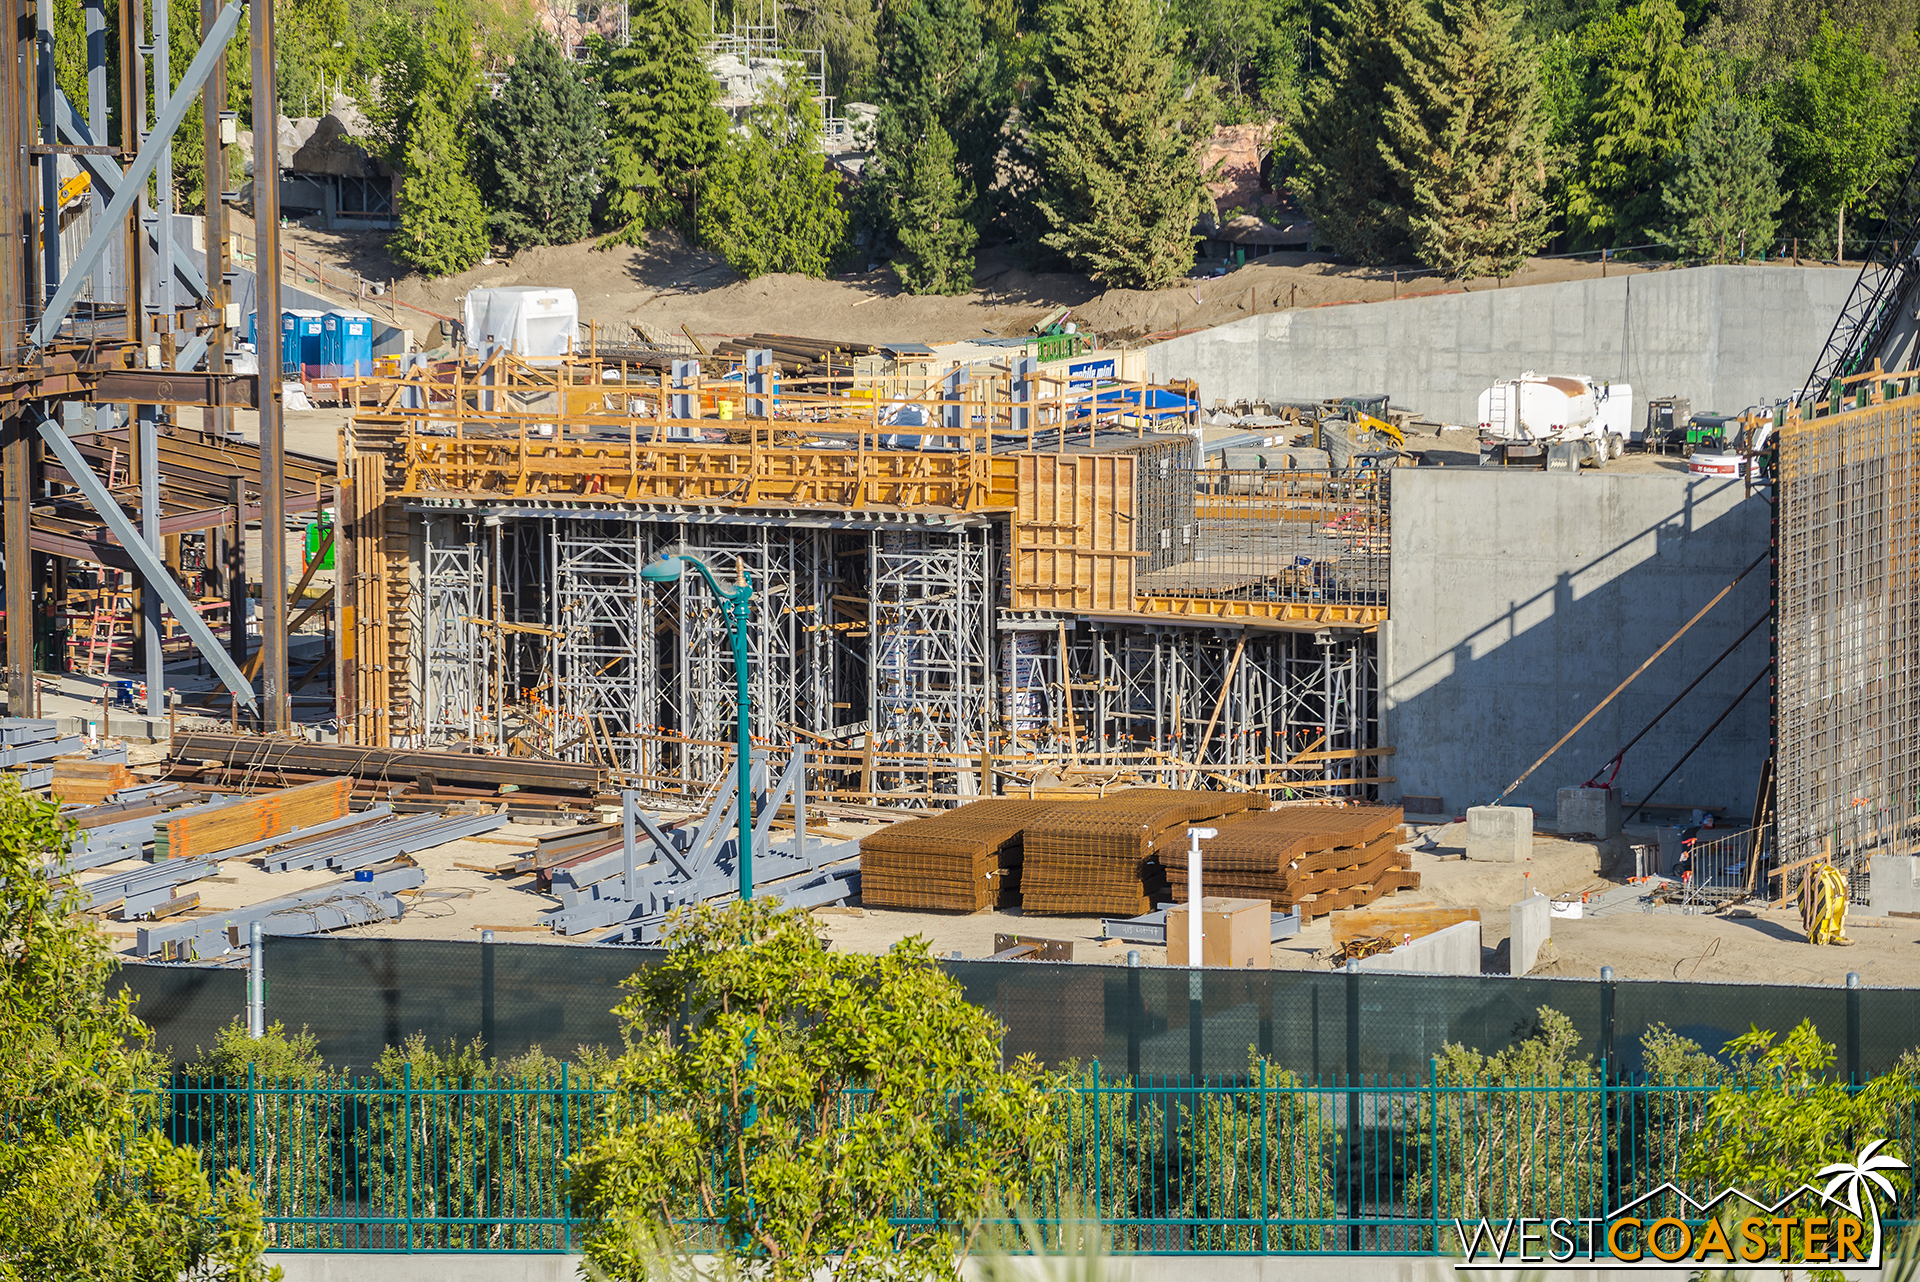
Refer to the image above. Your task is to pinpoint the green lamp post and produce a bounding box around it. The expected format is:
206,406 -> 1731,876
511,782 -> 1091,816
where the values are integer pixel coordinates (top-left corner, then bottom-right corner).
641,553 -> 756,900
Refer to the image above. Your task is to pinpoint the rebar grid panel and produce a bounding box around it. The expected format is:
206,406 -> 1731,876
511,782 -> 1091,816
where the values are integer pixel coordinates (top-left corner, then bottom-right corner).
420,515 -> 488,745
1775,397 -> 1920,889
1135,470 -> 1388,612
552,519 -> 655,776
869,528 -> 992,793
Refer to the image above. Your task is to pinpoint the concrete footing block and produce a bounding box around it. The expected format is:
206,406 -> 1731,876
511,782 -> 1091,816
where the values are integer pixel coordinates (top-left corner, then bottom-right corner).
1509,894 -> 1550,974
1868,855 -> 1920,916
1466,806 -> 1532,863
1353,920 -> 1482,975
1556,786 -> 1620,839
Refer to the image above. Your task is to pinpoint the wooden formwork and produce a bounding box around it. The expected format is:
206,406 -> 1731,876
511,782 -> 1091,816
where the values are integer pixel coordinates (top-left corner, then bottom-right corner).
1010,453 -> 1141,611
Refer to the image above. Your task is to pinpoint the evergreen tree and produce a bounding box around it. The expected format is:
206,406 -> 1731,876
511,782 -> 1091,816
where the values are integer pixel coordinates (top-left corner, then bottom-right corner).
888,122 -> 979,293
362,0 -> 479,172
1022,0 -> 1214,290
596,0 -> 728,240
1289,0 -> 1420,264
473,32 -> 605,250
1563,0 -> 1704,247
866,0 -> 1005,293
697,71 -> 848,278
1380,0 -> 1552,278
1657,86 -> 1782,261
1770,17 -> 1909,260
392,96 -> 490,276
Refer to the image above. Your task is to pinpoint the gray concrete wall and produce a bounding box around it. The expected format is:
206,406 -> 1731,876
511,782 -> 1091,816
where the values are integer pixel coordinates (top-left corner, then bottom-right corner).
1353,919 -> 1482,974
1384,470 -> 1771,818
1139,264 -> 1857,424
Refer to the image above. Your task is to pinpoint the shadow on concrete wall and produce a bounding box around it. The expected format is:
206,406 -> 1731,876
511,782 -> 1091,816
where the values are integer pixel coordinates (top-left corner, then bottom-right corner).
1384,471 -> 1771,820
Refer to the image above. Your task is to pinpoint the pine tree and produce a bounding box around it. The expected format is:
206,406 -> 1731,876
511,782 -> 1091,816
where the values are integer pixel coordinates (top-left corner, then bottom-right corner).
1289,0 -> 1420,264
474,33 -> 605,250
1380,0 -> 1552,278
596,0 -> 729,240
866,0 -> 1005,293
1657,87 -> 1782,261
889,122 -> 979,293
1563,0 -> 1704,247
697,72 -> 849,278
392,96 -> 490,276
1022,0 -> 1214,290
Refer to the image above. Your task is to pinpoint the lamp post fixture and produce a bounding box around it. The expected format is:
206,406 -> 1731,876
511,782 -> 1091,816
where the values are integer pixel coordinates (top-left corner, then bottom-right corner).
641,553 -> 756,900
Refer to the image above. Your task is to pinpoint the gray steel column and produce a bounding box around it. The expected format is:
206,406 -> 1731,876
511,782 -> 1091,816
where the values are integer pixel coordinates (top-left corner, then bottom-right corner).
251,0 -> 288,730
201,0 -> 229,439
153,0 -> 174,329
140,408 -> 163,714
86,0 -> 111,300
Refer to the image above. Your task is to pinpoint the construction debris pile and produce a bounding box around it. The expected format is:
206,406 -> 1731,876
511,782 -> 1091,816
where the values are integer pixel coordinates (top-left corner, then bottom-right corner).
856,800 -> 1061,911
1161,804 -> 1410,921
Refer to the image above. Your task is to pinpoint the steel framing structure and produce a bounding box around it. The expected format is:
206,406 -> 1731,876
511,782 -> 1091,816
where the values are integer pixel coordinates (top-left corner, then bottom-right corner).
1,0 -> 281,723
410,507 -> 1379,805
1001,620 -> 1377,797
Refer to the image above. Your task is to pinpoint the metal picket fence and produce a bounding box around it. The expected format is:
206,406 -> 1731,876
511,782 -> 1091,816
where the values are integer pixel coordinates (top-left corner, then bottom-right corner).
142,1064 -> 1838,1255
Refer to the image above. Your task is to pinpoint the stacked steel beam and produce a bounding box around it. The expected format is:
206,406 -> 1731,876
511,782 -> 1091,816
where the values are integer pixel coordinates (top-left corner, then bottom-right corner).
1161,805 -> 1412,919
858,800 -> 1066,912
1021,790 -> 1261,916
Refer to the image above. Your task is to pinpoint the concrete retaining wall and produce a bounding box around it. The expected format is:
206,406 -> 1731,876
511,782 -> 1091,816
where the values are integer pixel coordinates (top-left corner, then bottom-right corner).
1384,470 -> 1771,818
1138,264 -> 1856,424
1352,919 -> 1482,974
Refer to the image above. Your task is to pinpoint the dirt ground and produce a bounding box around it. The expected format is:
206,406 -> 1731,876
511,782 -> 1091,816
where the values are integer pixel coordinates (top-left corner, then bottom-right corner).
96,806 -> 1914,989
271,218 -> 1702,347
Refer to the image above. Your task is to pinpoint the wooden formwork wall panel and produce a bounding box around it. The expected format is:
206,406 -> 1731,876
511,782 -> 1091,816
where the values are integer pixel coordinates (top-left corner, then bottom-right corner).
1010,550 -> 1135,612
1012,454 -> 1139,610
1015,454 -> 1135,554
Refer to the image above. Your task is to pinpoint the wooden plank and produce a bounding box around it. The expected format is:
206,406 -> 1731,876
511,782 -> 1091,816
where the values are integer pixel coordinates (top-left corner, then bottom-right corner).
1331,905 -> 1479,948
155,777 -> 352,860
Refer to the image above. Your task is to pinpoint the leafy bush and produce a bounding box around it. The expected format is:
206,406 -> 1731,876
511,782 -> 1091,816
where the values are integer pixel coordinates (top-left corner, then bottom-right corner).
567,899 -> 1061,1282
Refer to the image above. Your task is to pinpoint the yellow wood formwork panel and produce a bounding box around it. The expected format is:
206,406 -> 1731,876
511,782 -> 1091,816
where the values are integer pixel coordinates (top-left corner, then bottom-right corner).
1012,454 -> 1139,609
1015,453 -> 1134,554
1011,549 -> 1135,612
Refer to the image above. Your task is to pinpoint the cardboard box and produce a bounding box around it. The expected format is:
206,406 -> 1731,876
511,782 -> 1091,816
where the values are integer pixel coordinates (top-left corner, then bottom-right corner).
1166,896 -> 1270,968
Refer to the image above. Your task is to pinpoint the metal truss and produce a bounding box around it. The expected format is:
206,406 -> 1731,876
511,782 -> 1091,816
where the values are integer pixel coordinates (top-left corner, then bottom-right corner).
869,529 -> 991,788
421,515 -> 489,745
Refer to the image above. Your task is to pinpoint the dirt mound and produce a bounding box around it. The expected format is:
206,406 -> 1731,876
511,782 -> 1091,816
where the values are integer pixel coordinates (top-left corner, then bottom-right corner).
274,219 -> 1700,349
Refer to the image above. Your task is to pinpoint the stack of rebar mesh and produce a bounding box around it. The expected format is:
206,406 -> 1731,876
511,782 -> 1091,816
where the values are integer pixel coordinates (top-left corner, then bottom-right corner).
1020,790 -> 1263,917
857,801 -> 1068,912
1161,805 -> 1411,920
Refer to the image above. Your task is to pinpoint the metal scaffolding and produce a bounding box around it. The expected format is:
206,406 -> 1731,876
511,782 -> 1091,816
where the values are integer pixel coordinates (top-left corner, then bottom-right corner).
404,506 -> 1379,805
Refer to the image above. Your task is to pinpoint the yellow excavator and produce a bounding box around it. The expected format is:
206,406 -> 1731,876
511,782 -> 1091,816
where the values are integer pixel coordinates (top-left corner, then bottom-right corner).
1315,394 -> 1411,471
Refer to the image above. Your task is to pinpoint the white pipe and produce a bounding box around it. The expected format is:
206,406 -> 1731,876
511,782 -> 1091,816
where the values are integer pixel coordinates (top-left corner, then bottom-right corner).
1185,826 -> 1216,968
247,919 -> 264,1037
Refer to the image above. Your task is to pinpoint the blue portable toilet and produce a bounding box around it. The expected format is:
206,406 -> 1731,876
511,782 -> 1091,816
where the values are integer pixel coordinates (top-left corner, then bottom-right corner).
321,311 -> 377,379
285,310 -> 325,376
